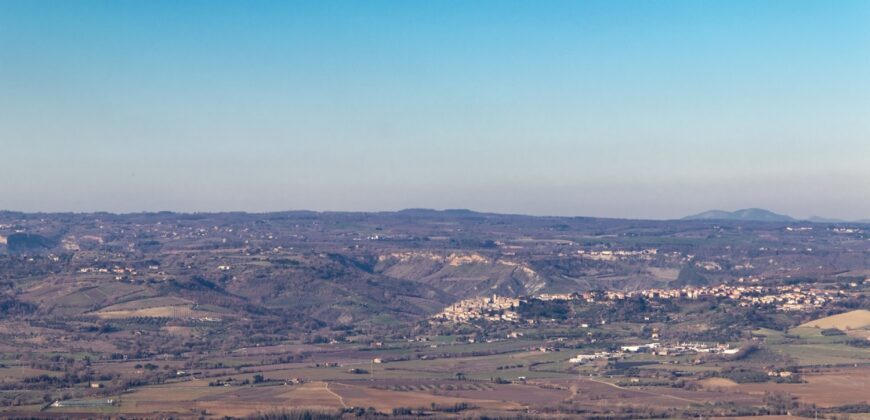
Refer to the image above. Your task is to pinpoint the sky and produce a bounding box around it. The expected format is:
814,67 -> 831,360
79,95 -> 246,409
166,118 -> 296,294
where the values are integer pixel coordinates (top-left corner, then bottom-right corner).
1,0 -> 869,220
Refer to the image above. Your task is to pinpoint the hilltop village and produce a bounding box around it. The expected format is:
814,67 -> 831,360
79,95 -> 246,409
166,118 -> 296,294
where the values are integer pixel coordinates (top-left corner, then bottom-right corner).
432,283 -> 858,325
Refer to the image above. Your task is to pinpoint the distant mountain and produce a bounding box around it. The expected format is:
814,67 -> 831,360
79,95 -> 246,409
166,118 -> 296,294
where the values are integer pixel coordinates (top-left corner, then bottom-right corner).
682,208 -> 795,222
806,216 -> 847,224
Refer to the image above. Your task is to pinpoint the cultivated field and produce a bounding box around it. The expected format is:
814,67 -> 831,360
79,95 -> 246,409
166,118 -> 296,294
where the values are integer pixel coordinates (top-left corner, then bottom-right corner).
736,367 -> 870,407
801,309 -> 870,330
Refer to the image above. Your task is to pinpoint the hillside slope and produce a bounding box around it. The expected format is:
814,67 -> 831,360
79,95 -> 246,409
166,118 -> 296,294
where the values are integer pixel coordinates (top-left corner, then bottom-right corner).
801,310 -> 870,330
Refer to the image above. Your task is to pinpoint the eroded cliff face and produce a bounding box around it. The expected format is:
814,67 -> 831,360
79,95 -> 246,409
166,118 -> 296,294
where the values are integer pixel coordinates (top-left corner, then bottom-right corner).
375,251 -> 548,299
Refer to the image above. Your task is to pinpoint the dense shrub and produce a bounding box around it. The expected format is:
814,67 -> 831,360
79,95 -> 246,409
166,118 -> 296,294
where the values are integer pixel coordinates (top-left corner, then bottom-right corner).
820,328 -> 846,336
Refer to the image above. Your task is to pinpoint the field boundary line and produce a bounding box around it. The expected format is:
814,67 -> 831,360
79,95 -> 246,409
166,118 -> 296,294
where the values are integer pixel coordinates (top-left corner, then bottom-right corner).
585,377 -> 699,404
324,382 -> 348,408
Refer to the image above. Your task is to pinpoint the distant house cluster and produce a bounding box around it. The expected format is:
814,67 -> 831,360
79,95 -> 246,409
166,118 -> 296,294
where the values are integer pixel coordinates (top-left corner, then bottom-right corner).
432,283 -> 849,325
431,294 -> 520,323
571,284 -> 846,312
79,265 -> 138,281
570,342 -> 739,364
577,248 -> 659,261
620,342 -> 739,356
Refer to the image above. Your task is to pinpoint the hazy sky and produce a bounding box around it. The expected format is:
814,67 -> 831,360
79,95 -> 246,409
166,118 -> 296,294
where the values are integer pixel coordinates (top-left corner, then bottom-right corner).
2,1 -> 869,219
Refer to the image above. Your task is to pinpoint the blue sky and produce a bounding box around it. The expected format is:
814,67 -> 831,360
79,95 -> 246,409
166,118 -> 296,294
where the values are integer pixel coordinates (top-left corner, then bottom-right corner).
1,0 -> 868,219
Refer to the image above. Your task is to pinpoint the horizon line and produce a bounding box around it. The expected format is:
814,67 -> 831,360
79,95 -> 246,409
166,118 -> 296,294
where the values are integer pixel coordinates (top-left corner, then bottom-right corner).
1,207 -> 868,224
